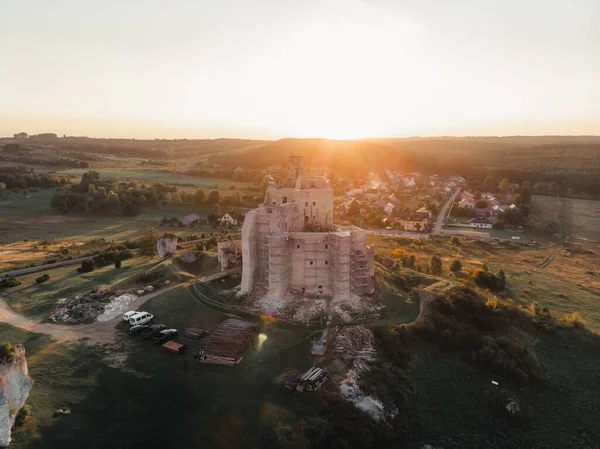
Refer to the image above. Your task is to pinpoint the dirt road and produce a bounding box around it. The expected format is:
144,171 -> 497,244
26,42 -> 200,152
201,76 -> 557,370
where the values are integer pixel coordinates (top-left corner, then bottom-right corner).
0,281 -> 188,343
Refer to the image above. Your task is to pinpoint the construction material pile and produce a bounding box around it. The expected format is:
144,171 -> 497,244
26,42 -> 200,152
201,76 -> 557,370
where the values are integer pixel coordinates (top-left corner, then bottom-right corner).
335,326 -> 376,372
184,328 -> 209,339
200,319 -> 259,365
96,293 -> 138,322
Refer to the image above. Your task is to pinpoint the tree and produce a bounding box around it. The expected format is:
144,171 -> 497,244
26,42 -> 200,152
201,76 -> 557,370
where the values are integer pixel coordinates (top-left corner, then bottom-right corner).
483,175 -> 495,191
207,190 -> 221,205
195,189 -> 206,205
430,255 -> 443,275
498,178 -> 511,194
138,195 -> 148,208
139,227 -> 158,256
172,193 -> 183,204
211,203 -> 222,216
474,191 -> 482,200
347,200 -> 360,216
115,259 -> 122,269
107,190 -> 121,208
450,259 -> 462,272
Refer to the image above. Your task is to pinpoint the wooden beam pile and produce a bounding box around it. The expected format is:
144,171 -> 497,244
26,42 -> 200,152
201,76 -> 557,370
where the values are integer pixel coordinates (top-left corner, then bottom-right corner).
200,318 -> 259,366
334,326 -> 376,365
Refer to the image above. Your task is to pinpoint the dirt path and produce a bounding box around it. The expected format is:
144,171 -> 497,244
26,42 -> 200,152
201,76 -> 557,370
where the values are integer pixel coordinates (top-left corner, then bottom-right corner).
0,281 -> 189,343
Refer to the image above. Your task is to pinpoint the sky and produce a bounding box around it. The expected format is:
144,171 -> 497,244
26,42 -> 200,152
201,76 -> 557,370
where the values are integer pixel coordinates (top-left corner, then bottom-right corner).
1,0 -> 599,139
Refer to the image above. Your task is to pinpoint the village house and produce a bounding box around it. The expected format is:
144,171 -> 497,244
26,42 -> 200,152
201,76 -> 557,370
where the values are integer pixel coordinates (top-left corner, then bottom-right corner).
220,211 -> 241,226
386,211 -> 430,232
181,213 -> 202,226
469,216 -> 495,228
458,198 -> 476,208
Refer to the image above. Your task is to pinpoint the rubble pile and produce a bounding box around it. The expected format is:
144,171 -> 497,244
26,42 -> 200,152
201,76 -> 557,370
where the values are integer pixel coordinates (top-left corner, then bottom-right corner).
335,326 -> 389,421
335,326 -> 376,371
48,280 -> 171,323
96,293 -> 138,322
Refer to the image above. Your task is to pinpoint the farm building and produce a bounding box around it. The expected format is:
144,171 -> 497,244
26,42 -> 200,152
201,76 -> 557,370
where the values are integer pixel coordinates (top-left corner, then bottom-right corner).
182,213 -> 202,226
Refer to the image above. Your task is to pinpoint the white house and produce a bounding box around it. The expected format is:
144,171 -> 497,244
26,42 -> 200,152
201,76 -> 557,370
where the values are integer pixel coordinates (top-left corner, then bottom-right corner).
220,212 -> 240,226
469,217 -> 494,228
458,198 -> 476,208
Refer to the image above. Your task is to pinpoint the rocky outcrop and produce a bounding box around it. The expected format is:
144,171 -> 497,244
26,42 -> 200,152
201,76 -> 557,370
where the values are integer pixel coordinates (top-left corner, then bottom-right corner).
0,344 -> 34,447
157,234 -> 178,260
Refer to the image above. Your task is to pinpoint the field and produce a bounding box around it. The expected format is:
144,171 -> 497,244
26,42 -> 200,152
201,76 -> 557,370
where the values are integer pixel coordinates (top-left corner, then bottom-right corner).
370,234 -> 600,332
4,279 -> 599,448
1,257 -> 159,320
57,168 -> 256,193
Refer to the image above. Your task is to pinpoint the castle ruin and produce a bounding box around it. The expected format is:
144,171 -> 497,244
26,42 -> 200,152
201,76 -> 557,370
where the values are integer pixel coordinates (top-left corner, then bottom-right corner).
241,157 -> 374,301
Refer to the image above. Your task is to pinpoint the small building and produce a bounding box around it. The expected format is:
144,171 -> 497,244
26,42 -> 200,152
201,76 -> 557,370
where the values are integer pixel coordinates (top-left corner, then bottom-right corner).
458,198 -> 475,208
182,213 -> 202,226
388,211 -> 430,232
13,132 -> 28,140
469,217 -> 494,228
220,211 -> 240,226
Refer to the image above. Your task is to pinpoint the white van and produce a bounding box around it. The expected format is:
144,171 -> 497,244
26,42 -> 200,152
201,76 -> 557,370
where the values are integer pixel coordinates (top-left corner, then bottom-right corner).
128,312 -> 154,326
123,311 -> 138,322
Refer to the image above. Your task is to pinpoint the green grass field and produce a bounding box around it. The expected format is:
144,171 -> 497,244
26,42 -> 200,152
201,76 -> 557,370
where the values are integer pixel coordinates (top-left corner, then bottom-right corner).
4,282 -> 600,448
2,257 -> 159,320
56,168 -> 256,191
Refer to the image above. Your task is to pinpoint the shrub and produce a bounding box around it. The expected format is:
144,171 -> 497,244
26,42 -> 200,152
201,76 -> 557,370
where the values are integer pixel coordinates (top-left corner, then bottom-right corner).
430,255 -> 443,274
451,236 -> 461,246
13,404 -> 32,429
77,260 -> 94,273
486,296 -> 498,311
450,259 -> 462,272
472,269 -> 506,291
0,342 -> 16,360
115,259 -> 122,269
560,312 -> 585,329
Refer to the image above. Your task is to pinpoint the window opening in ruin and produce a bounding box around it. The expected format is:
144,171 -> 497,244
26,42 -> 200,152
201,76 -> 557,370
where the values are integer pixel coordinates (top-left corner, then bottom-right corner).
325,261 -> 328,265
282,196 -> 288,204
312,201 -> 316,206
305,216 -> 309,222
267,207 -> 273,213
325,244 -> 328,249
297,244 -> 300,249
310,261 -> 313,265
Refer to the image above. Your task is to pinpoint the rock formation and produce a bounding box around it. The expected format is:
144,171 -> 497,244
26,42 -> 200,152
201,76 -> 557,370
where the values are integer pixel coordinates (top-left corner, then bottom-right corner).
0,344 -> 34,447
157,234 -> 178,260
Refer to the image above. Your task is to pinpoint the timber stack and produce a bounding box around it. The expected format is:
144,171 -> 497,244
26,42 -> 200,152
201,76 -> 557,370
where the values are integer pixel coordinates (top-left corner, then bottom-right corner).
199,318 -> 259,366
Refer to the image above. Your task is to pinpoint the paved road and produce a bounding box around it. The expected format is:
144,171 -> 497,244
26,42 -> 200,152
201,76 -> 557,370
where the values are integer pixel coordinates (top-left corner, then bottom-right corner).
0,256 -> 94,279
433,188 -> 461,235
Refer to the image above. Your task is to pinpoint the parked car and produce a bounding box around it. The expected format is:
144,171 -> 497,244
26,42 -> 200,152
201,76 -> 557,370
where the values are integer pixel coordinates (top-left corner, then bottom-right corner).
123,311 -> 138,321
129,312 -> 154,326
141,324 -> 167,339
129,324 -> 152,336
153,329 -> 178,345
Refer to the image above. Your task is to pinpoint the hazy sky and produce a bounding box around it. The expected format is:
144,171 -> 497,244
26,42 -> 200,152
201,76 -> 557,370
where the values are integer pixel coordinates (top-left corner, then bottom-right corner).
1,0 -> 599,138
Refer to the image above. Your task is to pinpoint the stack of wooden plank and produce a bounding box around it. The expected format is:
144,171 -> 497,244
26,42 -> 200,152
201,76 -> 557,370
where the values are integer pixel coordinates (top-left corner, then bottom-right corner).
184,328 -> 209,339
199,318 -> 259,366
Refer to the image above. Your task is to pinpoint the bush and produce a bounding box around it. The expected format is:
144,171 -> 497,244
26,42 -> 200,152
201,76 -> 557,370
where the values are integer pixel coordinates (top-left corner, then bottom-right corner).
35,274 -> 50,283
560,312 -> 585,329
13,404 -> 32,429
77,260 -> 94,273
0,342 -> 16,360
450,259 -> 462,272
0,276 -> 21,289
472,269 -> 506,291
115,259 -> 122,269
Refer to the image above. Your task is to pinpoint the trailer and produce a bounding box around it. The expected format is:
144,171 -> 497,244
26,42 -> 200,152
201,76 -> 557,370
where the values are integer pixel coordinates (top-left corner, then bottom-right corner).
162,341 -> 187,354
